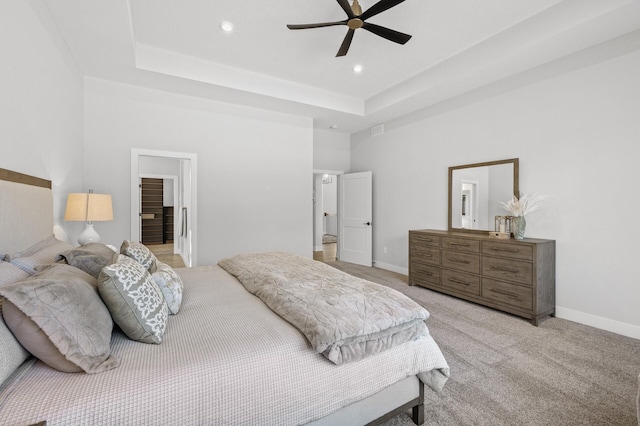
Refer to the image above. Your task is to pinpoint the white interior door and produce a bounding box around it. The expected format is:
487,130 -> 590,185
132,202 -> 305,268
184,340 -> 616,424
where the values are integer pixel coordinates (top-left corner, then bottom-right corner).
338,171 -> 372,266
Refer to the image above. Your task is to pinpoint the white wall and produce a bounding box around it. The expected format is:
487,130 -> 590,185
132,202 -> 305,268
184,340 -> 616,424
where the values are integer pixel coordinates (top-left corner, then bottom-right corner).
351,49 -> 640,338
313,129 -> 350,172
84,78 -> 313,265
0,0 -> 84,244
322,178 -> 338,215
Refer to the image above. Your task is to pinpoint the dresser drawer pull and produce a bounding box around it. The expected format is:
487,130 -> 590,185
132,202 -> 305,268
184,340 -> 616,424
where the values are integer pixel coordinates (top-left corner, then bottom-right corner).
490,246 -> 519,253
490,266 -> 519,274
448,258 -> 471,264
448,278 -> 471,286
415,237 -> 433,242
413,254 -> 433,259
449,242 -> 470,247
417,270 -> 433,276
489,288 -> 520,299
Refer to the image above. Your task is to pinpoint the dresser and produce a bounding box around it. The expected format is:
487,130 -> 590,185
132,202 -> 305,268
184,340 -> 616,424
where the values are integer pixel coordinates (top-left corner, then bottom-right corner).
409,229 -> 555,325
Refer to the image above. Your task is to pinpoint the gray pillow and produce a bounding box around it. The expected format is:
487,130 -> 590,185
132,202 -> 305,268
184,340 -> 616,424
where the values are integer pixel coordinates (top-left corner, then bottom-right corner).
0,262 -> 31,385
120,240 -> 157,273
58,243 -> 117,278
6,237 -> 73,275
3,235 -> 58,261
98,255 -> 168,344
0,260 -> 30,285
152,261 -> 184,315
0,264 -> 118,374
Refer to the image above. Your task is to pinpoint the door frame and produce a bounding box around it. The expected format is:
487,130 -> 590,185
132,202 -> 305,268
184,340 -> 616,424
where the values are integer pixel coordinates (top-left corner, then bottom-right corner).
131,148 -> 198,266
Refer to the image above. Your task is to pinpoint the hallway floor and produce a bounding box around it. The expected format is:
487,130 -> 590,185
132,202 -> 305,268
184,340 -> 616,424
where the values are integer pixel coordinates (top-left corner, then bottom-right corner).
313,242 -> 337,263
147,243 -> 186,268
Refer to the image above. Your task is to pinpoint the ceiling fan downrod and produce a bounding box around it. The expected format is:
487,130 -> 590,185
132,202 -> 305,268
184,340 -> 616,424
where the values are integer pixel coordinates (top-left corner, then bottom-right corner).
351,0 -> 363,15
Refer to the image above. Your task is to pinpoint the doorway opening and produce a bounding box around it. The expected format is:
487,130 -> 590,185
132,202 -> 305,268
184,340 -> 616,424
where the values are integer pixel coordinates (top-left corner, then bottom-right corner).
313,170 -> 341,263
131,149 -> 198,267
460,180 -> 478,229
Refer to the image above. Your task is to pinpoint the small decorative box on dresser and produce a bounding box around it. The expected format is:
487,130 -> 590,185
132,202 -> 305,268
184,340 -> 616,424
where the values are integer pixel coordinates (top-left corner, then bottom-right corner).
409,229 -> 555,325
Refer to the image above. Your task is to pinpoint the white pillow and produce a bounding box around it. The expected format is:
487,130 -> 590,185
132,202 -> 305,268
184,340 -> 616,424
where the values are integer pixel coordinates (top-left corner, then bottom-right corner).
152,261 -> 184,315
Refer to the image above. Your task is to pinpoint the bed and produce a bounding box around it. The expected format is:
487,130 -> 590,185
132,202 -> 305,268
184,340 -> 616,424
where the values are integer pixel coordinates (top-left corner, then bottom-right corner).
0,168 -> 449,425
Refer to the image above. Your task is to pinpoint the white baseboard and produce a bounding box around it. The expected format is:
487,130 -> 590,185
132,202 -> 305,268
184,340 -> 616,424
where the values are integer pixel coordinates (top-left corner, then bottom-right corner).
371,262 -> 640,341
555,306 -> 640,340
373,260 -> 408,276
314,245 -> 323,252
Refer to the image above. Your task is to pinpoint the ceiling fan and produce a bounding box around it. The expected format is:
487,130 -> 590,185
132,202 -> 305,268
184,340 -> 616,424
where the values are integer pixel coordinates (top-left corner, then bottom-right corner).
287,0 -> 412,57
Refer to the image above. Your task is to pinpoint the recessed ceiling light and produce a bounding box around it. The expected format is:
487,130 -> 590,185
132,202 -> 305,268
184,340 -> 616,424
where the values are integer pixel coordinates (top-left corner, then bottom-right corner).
220,21 -> 234,33
353,64 -> 363,74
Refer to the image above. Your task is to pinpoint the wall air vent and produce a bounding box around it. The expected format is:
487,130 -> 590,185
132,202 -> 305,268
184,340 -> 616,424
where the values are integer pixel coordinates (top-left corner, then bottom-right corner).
371,124 -> 384,137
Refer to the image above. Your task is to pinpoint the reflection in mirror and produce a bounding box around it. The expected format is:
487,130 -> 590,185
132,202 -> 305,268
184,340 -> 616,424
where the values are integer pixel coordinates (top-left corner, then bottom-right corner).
448,159 -> 519,233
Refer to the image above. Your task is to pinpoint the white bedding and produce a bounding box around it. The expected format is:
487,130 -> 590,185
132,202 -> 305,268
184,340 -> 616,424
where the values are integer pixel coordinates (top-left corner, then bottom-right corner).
0,264 -> 449,425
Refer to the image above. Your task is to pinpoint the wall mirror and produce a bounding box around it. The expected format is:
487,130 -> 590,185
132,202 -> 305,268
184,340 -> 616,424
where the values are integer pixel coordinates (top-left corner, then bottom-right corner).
448,158 -> 519,233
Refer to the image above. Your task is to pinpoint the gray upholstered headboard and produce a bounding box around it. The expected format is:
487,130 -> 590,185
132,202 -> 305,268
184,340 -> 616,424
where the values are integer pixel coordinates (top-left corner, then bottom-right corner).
0,168 -> 53,255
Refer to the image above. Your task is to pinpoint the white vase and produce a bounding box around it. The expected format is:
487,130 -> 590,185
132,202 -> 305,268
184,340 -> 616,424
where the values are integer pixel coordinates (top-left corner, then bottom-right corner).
512,216 -> 526,240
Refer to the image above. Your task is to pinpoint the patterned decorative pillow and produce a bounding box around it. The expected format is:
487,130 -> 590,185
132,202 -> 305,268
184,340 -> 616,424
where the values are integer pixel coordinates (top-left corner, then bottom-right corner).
58,243 -> 117,278
120,240 -> 157,273
152,261 -> 184,315
5,236 -> 73,275
0,264 -> 118,374
98,255 -> 168,344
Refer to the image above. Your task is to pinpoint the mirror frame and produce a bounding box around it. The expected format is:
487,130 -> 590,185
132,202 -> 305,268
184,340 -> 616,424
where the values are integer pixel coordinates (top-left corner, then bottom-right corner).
448,158 -> 519,234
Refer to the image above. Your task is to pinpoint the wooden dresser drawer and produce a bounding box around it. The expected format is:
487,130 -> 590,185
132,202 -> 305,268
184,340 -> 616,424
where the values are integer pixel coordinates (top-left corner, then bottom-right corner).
410,264 -> 440,286
410,245 -> 440,266
441,269 -> 480,296
409,230 -> 555,325
482,278 -> 532,311
442,237 -> 480,253
482,241 -> 533,261
482,256 -> 532,285
410,233 -> 441,248
441,250 -> 480,274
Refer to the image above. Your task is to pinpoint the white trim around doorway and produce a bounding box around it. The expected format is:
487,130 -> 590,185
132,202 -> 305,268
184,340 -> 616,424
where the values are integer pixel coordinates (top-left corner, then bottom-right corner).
131,148 -> 198,266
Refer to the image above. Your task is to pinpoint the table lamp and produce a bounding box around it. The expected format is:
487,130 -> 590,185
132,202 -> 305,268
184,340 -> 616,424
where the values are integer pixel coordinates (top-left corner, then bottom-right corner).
64,191 -> 113,245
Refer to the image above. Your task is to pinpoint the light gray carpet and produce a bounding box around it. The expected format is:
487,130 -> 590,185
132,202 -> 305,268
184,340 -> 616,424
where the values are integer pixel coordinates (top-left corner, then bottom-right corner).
326,260 -> 640,426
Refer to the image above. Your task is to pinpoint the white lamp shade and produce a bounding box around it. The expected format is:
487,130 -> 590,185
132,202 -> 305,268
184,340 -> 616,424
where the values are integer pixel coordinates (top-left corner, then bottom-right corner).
64,193 -> 113,222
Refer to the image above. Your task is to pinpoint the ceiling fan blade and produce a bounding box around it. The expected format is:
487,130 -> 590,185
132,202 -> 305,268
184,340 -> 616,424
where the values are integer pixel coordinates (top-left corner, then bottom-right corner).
287,20 -> 346,30
336,0 -> 356,19
362,22 -> 412,44
336,28 -> 356,57
359,0 -> 406,21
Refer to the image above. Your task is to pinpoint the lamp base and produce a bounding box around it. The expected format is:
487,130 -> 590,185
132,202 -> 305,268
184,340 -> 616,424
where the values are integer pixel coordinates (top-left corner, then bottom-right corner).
78,223 -> 101,245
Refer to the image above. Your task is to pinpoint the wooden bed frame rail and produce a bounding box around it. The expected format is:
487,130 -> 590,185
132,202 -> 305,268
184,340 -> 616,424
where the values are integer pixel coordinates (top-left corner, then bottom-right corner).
367,378 -> 425,426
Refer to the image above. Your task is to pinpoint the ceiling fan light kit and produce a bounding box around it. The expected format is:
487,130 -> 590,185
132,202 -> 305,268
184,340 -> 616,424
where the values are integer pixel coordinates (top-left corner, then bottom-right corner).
287,0 -> 412,57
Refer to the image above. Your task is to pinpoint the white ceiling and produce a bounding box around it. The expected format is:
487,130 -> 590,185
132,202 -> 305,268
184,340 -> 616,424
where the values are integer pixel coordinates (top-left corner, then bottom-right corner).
44,0 -> 640,134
